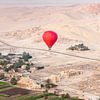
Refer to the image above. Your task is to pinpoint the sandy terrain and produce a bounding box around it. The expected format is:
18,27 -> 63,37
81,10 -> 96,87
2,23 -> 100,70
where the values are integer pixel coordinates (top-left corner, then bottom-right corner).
0,3 -> 100,99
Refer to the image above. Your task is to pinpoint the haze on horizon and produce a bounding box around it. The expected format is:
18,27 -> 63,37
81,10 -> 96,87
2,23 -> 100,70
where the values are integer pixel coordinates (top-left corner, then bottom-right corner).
0,0 -> 100,5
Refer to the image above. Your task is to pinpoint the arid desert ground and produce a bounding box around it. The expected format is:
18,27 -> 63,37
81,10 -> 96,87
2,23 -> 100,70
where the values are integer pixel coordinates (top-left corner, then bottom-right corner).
0,3 -> 100,99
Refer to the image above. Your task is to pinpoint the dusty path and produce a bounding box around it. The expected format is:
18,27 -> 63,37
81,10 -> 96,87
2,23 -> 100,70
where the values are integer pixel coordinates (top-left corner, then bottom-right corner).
0,39 -> 100,62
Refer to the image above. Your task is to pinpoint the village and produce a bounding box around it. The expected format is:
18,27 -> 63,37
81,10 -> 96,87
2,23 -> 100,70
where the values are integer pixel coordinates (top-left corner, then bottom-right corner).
0,46 -> 100,100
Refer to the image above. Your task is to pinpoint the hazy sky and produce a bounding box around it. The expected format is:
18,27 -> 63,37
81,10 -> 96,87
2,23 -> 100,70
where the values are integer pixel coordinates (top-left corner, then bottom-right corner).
0,0 -> 100,5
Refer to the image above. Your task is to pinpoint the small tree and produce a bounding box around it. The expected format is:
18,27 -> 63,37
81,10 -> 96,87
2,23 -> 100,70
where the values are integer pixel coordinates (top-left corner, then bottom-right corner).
13,60 -> 24,70
10,77 -> 17,85
22,52 -> 32,62
43,79 -> 57,100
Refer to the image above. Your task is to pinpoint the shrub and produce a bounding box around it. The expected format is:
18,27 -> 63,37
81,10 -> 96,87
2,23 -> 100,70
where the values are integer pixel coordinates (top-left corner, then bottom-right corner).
0,60 -> 8,66
42,79 -> 57,93
61,93 -> 70,98
3,66 -> 9,72
0,73 -> 4,80
26,65 -> 30,70
10,77 -> 17,85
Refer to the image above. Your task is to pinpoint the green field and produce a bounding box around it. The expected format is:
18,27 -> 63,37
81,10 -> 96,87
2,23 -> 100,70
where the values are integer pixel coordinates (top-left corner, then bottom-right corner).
0,81 -> 9,86
0,81 -> 82,100
0,81 -> 31,100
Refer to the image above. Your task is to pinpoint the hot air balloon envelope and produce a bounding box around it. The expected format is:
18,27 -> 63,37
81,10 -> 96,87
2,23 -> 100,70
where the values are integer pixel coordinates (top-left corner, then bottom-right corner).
42,31 -> 58,49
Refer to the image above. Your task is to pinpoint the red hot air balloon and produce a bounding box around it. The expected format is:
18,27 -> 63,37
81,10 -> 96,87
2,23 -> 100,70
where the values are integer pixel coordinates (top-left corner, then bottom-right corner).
42,31 -> 58,50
